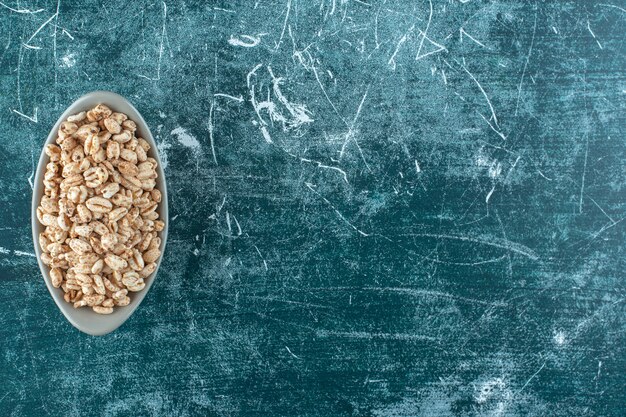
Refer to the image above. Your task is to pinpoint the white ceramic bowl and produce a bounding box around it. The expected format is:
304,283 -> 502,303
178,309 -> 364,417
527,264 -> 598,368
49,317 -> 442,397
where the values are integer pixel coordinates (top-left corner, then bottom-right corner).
31,91 -> 168,336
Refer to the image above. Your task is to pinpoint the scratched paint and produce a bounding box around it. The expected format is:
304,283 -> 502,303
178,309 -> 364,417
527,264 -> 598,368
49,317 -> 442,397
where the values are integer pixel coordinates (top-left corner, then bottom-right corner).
0,0 -> 625,415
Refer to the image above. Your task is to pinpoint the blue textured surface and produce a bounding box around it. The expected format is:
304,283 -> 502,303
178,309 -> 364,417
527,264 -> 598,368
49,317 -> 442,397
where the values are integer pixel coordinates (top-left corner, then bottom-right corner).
1,0 -> 625,415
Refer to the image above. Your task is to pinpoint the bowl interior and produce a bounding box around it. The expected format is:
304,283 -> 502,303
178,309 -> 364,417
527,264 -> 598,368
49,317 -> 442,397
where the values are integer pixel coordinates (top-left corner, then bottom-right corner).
31,91 -> 168,336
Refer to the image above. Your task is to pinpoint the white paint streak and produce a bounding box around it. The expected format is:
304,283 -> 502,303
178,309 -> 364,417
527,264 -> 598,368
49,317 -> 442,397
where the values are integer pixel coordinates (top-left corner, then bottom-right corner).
517,362 -> 546,394
285,346 -> 300,359
579,135 -> 589,214
488,162 -> 502,178
460,62 -> 499,127
306,182 -> 369,237
587,21 -> 603,49
253,245 -> 268,271
268,66 -> 314,129
460,27 -> 488,49
515,9 -> 537,116
14,250 -> 36,257
274,0 -> 291,50
597,3 -> 626,13
228,35 -> 261,47
316,330 -> 437,341
299,157 -> 349,184
0,1 -> 43,13
485,185 -> 495,204
171,127 -> 200,152
312,65 -> 347,125
208,100 -> 218,165
0,247 -> 35,257
415,0 -> 447,61
23,12 -> 57,48
405,233 -> 539,260
553,330 -> 567,346
156,141 -> 171,169
363,287 -> 507,307
12,108 -> 38,123
388,25 -> 413,70
60,53 -> 76,68
214,93 -> 244,102
479,113 -> 507,140
248,64 -> 313,143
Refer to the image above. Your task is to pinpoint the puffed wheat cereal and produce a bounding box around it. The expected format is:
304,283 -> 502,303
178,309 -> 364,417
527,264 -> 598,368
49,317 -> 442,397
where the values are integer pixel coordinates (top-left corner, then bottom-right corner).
37,104 -> 163,313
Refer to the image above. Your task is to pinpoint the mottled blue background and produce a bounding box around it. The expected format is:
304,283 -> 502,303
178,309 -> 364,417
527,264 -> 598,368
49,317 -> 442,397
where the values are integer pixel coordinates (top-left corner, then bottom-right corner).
1,0 -> 625,415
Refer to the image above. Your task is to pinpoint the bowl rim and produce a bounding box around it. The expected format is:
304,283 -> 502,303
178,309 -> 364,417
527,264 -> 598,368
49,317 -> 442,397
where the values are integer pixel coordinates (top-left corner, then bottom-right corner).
31,91 -> 168,336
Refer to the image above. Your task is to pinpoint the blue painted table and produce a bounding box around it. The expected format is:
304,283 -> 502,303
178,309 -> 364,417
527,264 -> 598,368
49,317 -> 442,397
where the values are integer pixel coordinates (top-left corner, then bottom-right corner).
1,1 -> 625,415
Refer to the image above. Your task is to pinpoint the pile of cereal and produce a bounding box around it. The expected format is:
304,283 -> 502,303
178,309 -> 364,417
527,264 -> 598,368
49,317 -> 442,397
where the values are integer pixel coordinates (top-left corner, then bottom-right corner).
36,104 -> 163,314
